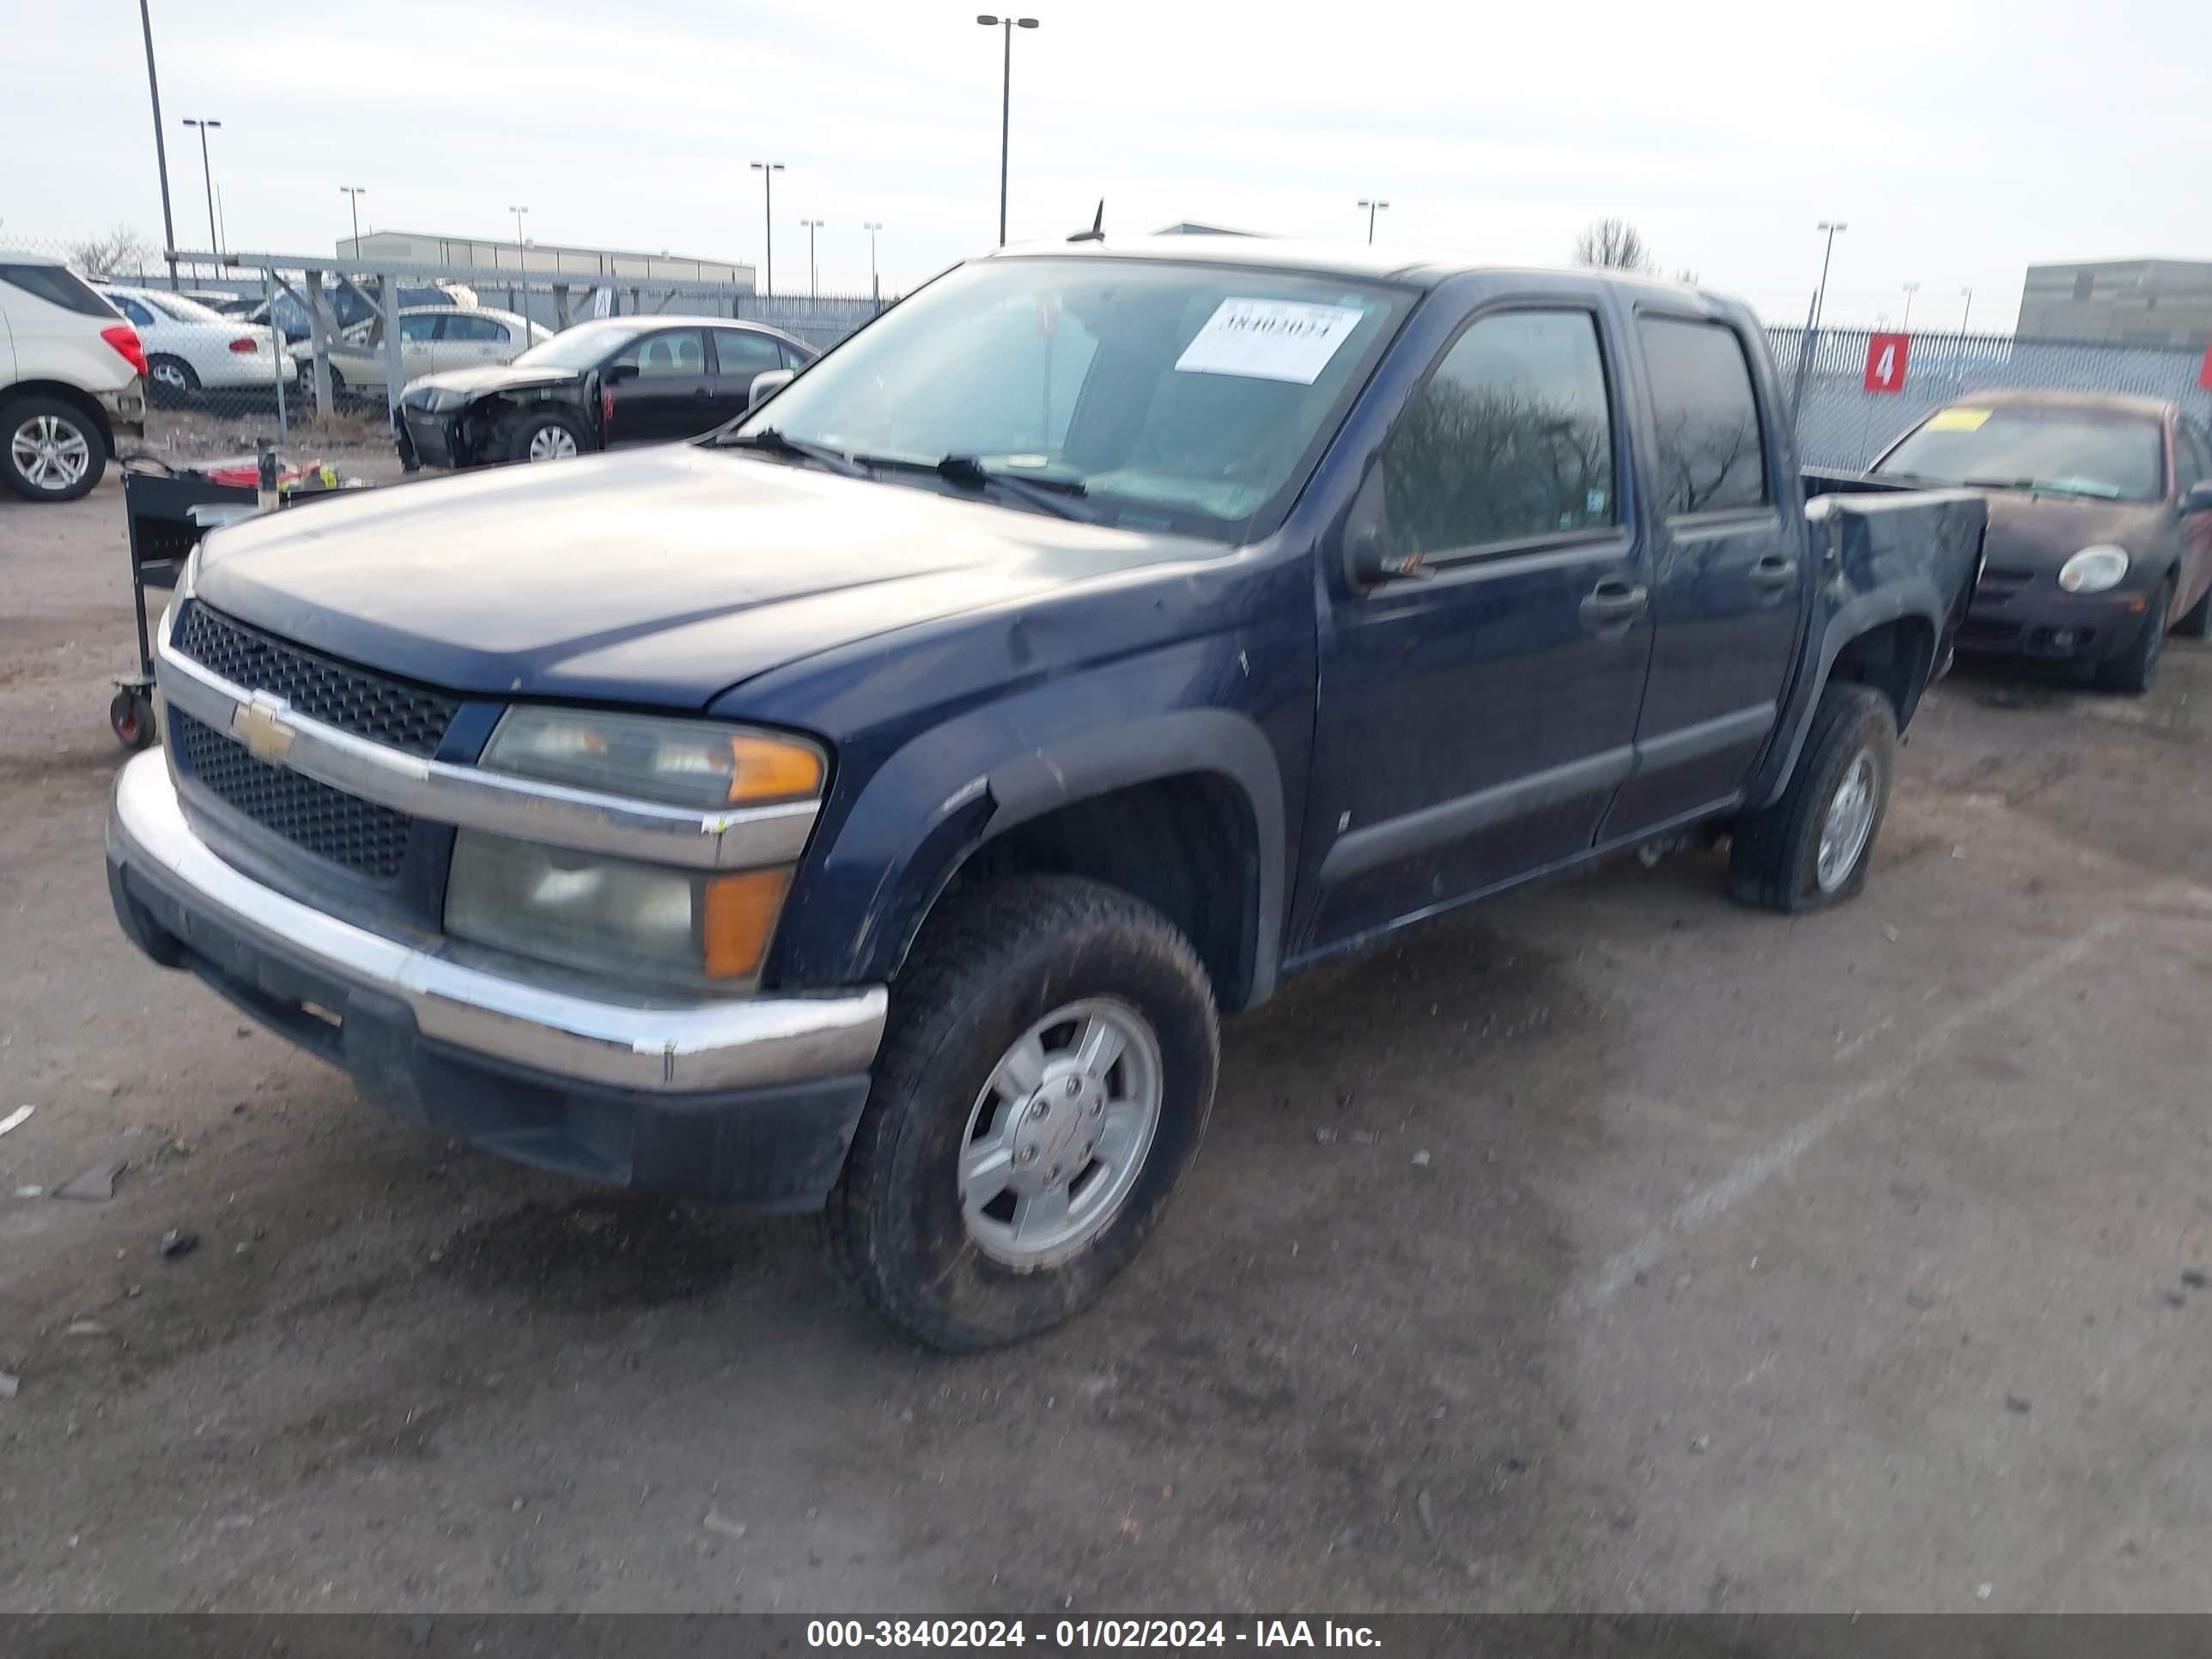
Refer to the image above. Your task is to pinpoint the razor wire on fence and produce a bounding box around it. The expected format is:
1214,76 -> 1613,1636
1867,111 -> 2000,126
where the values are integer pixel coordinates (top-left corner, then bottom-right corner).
1765,325 -> 2212,471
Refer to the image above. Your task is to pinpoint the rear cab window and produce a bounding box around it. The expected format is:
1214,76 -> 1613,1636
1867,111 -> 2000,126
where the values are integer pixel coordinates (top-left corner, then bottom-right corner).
1637,316 -> 1770,516
0,263 -> 122,318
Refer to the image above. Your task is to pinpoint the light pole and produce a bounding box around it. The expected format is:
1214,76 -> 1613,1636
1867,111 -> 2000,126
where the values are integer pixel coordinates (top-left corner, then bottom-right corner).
750,161 -> 784,297
340,185 -> 367,252
800,218 -> 825,301
1358,198 -> 1389,244
1960,285 -> 1975,333
136,0 -> 179,290
864,221 -> 883,301
1812,220 -> 1847,332
180,118 -> 222,260
1901,280 -> 1920,331
975,15 -> 1039,246
506,206 -> 528,312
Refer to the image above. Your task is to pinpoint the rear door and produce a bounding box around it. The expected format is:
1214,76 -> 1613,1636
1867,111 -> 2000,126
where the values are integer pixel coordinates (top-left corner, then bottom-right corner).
437,312 -> 514,370
605,327 -> 712,443
1299,284 -> 1654,951
706,328 -> 787,422
1600,312 -> 1802,836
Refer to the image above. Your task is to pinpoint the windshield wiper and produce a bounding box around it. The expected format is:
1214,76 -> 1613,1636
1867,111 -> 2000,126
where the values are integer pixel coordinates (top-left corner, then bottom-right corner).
1960,475 -> 2118,501
925,453 -> 1095,521
714,427 -> 869,478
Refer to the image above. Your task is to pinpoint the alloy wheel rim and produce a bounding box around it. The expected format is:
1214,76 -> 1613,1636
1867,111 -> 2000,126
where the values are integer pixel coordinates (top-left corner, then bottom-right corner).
526,425 -> 578,461
957,997 -> 1164,1269
10,415 -> 90,490
1815,750 -> 1878,893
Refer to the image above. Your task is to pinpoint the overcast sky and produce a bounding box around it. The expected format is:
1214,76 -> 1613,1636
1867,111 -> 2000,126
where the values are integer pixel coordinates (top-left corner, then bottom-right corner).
3,0 -> 2205,329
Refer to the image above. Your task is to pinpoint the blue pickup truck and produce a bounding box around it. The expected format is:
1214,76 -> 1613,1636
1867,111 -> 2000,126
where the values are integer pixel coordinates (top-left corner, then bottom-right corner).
106,239 -> 1984,1349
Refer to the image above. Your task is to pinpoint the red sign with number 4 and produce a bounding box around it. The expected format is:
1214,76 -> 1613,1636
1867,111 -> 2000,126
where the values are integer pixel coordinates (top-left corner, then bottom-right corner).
1864,333 -> 1910,393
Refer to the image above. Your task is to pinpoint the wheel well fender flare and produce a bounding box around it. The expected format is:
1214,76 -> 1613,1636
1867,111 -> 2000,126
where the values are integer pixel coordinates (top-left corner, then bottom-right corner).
1753,583 -> 1943,811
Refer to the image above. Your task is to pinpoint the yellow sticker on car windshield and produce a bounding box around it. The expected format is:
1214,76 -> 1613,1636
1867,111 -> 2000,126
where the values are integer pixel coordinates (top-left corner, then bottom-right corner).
1926,407 -> 1993,432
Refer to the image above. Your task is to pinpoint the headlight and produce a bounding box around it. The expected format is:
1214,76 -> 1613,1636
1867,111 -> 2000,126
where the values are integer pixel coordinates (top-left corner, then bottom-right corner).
480,708 -> 823,811
446,830 -> 790,988
2057,544 -> 2130,594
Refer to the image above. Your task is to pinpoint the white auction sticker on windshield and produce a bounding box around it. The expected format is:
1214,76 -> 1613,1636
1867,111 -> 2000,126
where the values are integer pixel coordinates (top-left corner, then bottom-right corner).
1173,298 -> 1366,385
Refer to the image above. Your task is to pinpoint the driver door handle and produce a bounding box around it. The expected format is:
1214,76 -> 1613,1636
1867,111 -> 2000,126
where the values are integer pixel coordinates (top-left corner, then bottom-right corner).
1581,579 -> 1650,629
1752,552 -> 1800,587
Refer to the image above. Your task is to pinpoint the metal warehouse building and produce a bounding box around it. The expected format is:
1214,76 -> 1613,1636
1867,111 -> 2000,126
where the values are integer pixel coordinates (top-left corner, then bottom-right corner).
2020,258 -> 2212,346
338,230 -> 755,291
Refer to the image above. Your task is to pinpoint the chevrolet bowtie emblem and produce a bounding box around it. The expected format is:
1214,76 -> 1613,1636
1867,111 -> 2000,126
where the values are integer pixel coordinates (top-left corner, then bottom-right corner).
233,696 -> 296,763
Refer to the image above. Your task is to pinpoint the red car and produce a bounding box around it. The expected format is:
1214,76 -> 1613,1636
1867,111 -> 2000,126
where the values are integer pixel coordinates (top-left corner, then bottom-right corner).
1871,389 -> 2212,693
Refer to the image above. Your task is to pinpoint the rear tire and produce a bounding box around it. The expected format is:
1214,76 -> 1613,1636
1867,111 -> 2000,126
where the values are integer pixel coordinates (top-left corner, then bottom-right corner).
503,410 -> 587,465
1729,684 -> 1897,914
2095,577 -> 2172,695
3,396 -> 106,502
146,356 -> 199,409
829,875 -> 1219,1352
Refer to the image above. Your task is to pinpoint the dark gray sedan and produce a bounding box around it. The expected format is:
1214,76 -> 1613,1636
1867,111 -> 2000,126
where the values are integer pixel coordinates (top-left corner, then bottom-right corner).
1872,389 -> 2212,693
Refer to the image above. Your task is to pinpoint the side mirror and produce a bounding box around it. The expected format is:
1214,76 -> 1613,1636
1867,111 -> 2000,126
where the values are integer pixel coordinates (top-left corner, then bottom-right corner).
601,361 -> 639,385
1347,526 -> 1427,587
2181,481 -> 2212,515
748,368 -> 796,410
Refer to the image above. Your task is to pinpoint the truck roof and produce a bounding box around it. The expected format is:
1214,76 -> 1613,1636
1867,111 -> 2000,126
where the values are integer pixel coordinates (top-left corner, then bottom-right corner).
986,233 -> 1709,299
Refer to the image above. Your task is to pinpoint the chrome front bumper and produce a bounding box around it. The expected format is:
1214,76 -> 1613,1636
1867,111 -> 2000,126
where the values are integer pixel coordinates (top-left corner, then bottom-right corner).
107,749 -> 886,1094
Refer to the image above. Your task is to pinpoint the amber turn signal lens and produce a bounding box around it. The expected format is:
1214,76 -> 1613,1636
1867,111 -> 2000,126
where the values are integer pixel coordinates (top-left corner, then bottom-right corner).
728,735 -> 823,803
702,867 -> 791,979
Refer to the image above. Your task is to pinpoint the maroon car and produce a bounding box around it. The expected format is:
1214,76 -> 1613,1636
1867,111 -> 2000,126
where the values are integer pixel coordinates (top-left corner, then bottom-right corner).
1870,389 -> 2212,693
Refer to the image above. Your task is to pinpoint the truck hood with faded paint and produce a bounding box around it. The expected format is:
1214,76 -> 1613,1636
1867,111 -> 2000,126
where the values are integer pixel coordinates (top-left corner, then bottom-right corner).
1978,490 -> 2175,571
191,443 -> 1221,706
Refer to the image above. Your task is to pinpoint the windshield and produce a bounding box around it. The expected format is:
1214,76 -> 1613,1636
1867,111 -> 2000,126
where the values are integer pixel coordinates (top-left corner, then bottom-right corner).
1875,406 -> 2166,502
513,324 -> 641,372
729,257 -> 1409,539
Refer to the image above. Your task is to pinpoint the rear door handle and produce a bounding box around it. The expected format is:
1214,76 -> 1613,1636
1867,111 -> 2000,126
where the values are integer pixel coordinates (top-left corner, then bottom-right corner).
1580,580 -> 1650,629
1752,553 -> 1800,587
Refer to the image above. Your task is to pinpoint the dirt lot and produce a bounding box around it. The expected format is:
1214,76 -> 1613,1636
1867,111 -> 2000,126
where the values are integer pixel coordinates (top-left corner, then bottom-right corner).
5,468 -> 2212,1615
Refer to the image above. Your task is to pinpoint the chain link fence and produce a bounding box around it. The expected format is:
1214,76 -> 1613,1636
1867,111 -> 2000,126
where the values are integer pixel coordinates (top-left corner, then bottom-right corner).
1766,325 -> 2212,471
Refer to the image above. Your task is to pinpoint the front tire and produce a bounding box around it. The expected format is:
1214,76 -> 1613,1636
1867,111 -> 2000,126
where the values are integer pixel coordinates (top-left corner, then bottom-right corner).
829,876 -> 1219,1352
2095,576 -> 2172,695
504,410 -> 587,465
1729,684 -> 1897,913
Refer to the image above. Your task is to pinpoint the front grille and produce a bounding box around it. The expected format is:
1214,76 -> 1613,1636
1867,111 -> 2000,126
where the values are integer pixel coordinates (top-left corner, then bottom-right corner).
171,708 -> 413,880
173,602 -> 461,757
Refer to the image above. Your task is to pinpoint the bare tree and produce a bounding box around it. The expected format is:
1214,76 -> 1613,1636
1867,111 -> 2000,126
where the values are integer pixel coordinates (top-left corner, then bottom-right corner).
1572,217 -> 1657,275
68,225 -> 155,280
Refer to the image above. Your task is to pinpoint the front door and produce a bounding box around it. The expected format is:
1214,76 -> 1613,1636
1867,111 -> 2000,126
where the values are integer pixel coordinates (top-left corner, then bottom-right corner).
708,328 -> 788,424
1601,312 -> 1802,836
2175,417 -> 2212,619
1298,295 -> 1655,954
606,326 -> 713,444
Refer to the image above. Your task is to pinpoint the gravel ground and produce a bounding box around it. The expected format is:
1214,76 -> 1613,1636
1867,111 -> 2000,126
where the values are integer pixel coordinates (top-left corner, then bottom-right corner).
4,468 -> 2212,1614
